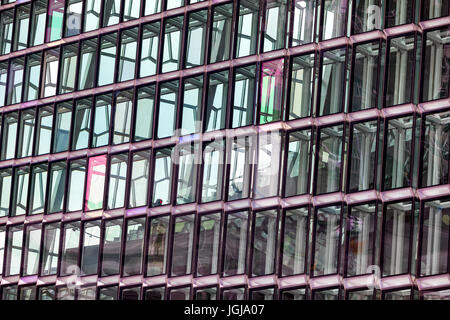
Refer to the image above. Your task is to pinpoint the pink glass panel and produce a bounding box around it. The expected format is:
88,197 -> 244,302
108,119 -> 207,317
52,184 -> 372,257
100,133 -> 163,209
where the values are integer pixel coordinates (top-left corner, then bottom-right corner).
84,155 -> 107,211
260,59 -> 284,124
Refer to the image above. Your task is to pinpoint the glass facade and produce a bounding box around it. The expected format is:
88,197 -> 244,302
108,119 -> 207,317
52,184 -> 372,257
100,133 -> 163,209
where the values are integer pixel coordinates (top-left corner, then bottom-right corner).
0,0 -> 448,300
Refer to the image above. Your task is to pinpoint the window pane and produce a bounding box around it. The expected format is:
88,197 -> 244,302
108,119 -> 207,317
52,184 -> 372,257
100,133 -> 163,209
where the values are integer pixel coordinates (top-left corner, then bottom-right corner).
129,150 -> 150,208
320,47 -> 347,116
140,22 -> 160,78
46,0 -> 65,42
201,140 -> 224,203
347,289 -> 374,300
152,148 -> 173,206
30,0 -> 46,46
78,286 -> 96,300
195,287 -> 217,300
5,225 -> 23,276
29,163 -> 48,215
228,136 -> 254,201
2,286 -> 17,300
181,75 -> 203,135
23,53 -> 42,102
118,28 -> 138,82
67,159 -> 86,212
60,222 -> 80,276
185,10 -> 207,68
171,214 -> 195,276
210,3 -> 232,63
78,38 -> 98,90
162,16 -> 184,73
113,90 -> 133,145
59,44 -> 78,94
384,116 -> 413,190
72,98 -> 91,150
23,224 -> 42,276
0,169 -> 12,217
291,0 -> 316,46
206,70 -> 228,132
135,85 -> 155,141
222,287 -> 245,300
0,62 -> 8,107
35,106 -> 53,156
316,124 -> 343,195
314,288 -> 340,300
7,57 -> 25,105
144,0 -> 162,15
101,219 -> 122,276
107,153 -> 128,209
41,223 -> 60,275
352,0 -> 380,34
64,0 -> 82,37
123,0 -> 140,21
41,49 -> 60,98
81,220 -> 101,275
83,0 -> 101,32
99,286 -> 118,300
0,10 -> 13,55
382,201 -> 412,276
0,226 -> 4,275
232,65 -> 256,128
20,286 -> 37,300
53,102 -> 72,153
260,59 -> 284,124
383,289 -> 411,300
322,0 -> 347,40
38,286 -> 56,300
157,80 -> 178,139
282,208 -> 308,276
102,0 -> 121,27
347,203 -> 376,276
98,33 -> 117,86
281,288 -> 306,300
313,205 -> 341,276
236,0 -> 259,58
289,54 -> 315,119
1,112 -> 18,160
93,94 -> 112,147
123,217 -> 146,276
223,211 -> 248,276
147,215 -> 169,276
17,108 -> 35,159
11,166 -> 29,217
176,143 -> 199,205
285,129 -> 311,197
250,288 -> 274,300
386,0 -> 414,28
197,213 -> 221,276
421,0 -> 449,20
252,210 -> 278,276
166,0 -> 184,10
169,287 -> 190,300
263,0 -> 287,52
48,161 -> 66,213
85,155 -> 107,211
349,120 -> 377,192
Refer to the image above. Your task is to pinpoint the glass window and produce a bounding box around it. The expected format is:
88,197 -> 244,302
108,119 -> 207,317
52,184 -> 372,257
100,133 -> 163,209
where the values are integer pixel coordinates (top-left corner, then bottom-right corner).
347,289 -> 375,300
421,1 -> 449,20
319,47 -> 347,116
41,48 -> 60,98
322,0 -> 347,40
222,287 -> 245,300
195,287 -> 217,300
316,124 -> 344,195
166,0 -> 184,10
41,223 -> 60,275
386,0 -> 414,28
291,0 -> 316,46
284,129 -> 311,197
422,27 -> 450,102
72,98 -> 91,150
60,222 -> 81,276
210,3 -> 232,63
223,211 -> 248,276
78,38 -> 98,90
232,64 -> 256,128
92,93 -> 112,147
181,75 -> 203,136
152,148 -> 173,206
201,140 -> 224,203
1,112 -> 18,160
11,166 -> 30,217
134,85 -> 155,141
349,120 -> 378,193
5,225 -> 24,276
129,150 -> 150,208
346,203 -> 376,276
53,102 -> 72,153
102,0 -> 121,27
313,205 -> 342,276
0,169 -> 12,217
384,116 -> 414,190
421,198 -> 450,276
254,131 -> 282,199
281,207 -> 308,276
30,0 -> 46,46
250,288 -> 274,300
352,0 -> 381,35
99,286 -> 118,300
206,70 -> 228,132
123,217 -> 146,276
56,287 -> 75,300
78,286 -> 96,300
382,201 -> 412,276
98,33 -> 117,87
2,286 -> 18,300
147,215 -> 169,276
0,226 -> 4,275
144,0 -> 162,15
281,288 -> 307,300
0,9 -> 13,55
260,59 -> 284,124
235,0 -> 259,58
101,219 -> 122,276
20,286 -> 37,300
385,34 -> 416,107
17,108 -> 35,159
46,0 -> 65,42
107,153 -> 128,209
118,28 -> 138,82
67,159 -> 86,212
140,22 -> 160,78
13,4 -> 31,50
0,62 -> 8,107
196,212 -> 221,276
185,10 -> 207,68
157,80 -> 178,139
383,289 -> 411,300
64,0 -> 82,37
263,0 -> 287,52
313,288 -> 340,300
176,143 -> 199,205
228,136 -> 254,201
251,210 -> 278,276
23,53 -> 42,102
35,106 -> 53,156
29,163 -> 48,215
169,287 -> 190,300
83,0 -> 101,32
113,89 -> 133,145
85,155 -> 107,211
48,161 -> 66,213
162,16 -> 184,73
171,214 -> 195,276
123,0 -> 141,21
23,224 -> 42,276
38,286 -> 56,300
81,220 -> 101,275
288,54 -> 315,120
7,57 -> 25,105
59,44 -> 78,94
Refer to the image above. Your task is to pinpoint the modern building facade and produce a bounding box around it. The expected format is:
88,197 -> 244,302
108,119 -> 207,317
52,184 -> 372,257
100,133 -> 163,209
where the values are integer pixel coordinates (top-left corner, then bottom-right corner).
0,0 -> 448,300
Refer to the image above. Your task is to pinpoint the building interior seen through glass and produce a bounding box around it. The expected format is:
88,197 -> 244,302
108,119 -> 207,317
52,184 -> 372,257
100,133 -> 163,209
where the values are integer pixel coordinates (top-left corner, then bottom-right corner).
0,0 -> 448,300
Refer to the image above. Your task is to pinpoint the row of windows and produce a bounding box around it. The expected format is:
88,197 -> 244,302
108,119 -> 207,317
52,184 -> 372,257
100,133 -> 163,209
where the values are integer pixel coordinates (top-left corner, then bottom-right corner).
0,197 -> 448,285
0,0 -> 448,60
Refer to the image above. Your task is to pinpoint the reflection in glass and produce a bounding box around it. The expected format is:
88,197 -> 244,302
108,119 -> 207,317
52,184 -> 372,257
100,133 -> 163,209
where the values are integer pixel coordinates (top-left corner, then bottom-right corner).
228,136 -> 253,201
202,140 -> 224,203
250,288 -> 274,300
1,112 -> 18,160
233,65 -> 256,128
60,222 -> 80,276
35,106 -> 53,156
98,33 -> 117,86
386,0 -> 414,28
123,218 -> 146,276
46,0 -> 64,42
107,153 -> 128,209
223,211 -> 248,276
5,226 -> 23,276
17,109 -> 35,159
23,224 -> 42,276
48,161 -> 66,213
30,0 -> 47,46
24,53 -> 42,102
72,98 -> 91,150
157,80 -> 178,139
185,10 -> 207,68
7,57 -> 25,105
129,150 -> 150,208
162,16 -> 184,73
83,0 -> 101,32
11,166 -> 29,216
29,164 -> 48,215
0,169 -> 12,217
113,90 -> 133,145
251,210 -> 278,276
236,0 -> 259,58
93,94 -> 112,147
79,38 -> 98,90
147,216 -> 169,276
285,129 -> 311,197
41,49 -> 60,98
118,28 -> 138,82
282,208 -> 308,276
289,54 -> 315,119
263,0 -> 287,52
101,219 -> 122,276
103,0 -> 121,27
322,0 -> 347,40
176,143 -> 198,205
352,0 -> 380,34
41,223 -> 60,275
140,22 -> 160,78
145,0 -> 162,15
291,0 -> 315,46
196,213 -> 221,276
260,59 -> 284,124
135,85 -> 155,141
210,3 -> 232,63
85,155 -> 107,211
67,159 -> 86,212
152,148 -> 173,206
171,214 -> 195,276
182,76 -> 203,135
81,221 -> 101,275
206,70 -> 228,132
53,102 -> 72,153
